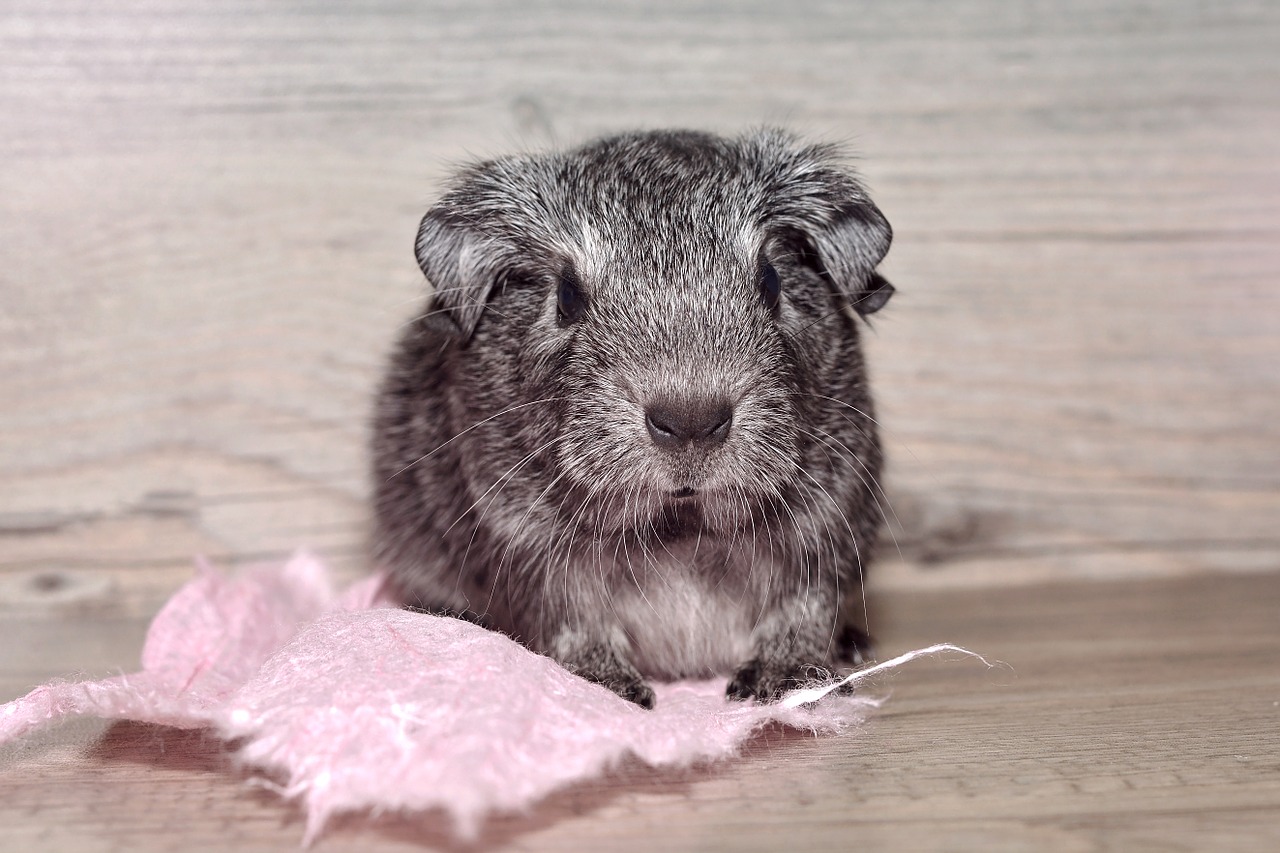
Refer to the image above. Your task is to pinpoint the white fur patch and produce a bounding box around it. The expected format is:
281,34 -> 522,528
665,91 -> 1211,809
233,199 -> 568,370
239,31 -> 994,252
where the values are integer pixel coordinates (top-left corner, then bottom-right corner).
610,541 -> 762,679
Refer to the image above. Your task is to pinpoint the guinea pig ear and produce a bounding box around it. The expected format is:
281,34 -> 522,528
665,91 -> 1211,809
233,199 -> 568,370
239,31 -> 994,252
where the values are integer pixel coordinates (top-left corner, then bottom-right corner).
854,271 -> 896,317
414,208 -> 512,341
797,197 -> 895,318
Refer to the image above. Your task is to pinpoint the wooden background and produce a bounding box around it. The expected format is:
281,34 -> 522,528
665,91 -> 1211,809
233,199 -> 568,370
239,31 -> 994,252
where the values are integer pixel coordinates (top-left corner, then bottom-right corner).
2,1 -> 1277,850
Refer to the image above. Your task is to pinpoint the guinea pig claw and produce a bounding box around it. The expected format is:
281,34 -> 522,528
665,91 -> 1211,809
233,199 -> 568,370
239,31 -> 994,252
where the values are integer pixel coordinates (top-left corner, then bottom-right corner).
726,658 -> 829,703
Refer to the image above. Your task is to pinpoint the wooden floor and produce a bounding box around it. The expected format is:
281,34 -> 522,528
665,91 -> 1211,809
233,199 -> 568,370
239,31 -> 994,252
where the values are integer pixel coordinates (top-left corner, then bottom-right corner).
2,1 -> 1278,850
3,573 -> 1278,851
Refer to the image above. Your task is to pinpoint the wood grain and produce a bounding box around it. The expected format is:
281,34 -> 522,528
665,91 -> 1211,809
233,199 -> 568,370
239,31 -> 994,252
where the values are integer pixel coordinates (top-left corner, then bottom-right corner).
2,1 -> 1278,849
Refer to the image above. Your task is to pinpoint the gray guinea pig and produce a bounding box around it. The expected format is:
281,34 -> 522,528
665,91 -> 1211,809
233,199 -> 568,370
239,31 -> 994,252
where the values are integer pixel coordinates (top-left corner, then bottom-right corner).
371,128 -> 895,709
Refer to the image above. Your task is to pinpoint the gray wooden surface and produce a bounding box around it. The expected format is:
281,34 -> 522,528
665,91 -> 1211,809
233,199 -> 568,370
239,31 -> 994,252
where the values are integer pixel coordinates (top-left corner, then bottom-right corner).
2,1 -> 1278,850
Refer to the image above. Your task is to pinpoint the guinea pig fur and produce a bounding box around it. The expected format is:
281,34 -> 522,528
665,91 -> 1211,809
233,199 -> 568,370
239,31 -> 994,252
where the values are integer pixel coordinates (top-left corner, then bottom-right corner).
371,128 -> 895,709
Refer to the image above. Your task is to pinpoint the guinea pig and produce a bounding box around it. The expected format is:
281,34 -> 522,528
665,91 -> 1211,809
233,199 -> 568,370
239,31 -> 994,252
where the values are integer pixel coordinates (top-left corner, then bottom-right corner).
371,128 -> 895,709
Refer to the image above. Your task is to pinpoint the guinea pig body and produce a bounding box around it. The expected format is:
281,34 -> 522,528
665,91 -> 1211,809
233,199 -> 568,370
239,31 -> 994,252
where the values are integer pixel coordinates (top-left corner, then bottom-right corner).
372,129 -> 895,708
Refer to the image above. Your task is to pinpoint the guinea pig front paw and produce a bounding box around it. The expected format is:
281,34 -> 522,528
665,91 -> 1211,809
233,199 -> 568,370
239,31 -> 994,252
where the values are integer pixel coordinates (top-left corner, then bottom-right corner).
567,656 -> 656,708
551,631 -> 657,708
837,624 -> 876,666
586,670 -> 656,709
726,658 -> 830,703
614,678 -> 657,709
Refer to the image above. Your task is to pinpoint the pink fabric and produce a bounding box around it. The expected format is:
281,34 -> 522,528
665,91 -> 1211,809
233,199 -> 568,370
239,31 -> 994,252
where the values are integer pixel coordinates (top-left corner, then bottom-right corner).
0,553 -> 974,844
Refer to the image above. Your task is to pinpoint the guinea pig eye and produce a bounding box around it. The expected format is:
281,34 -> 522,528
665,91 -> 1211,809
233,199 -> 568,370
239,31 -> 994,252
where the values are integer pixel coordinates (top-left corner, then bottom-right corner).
759,261 -> 781,314
556,265 -> 587,325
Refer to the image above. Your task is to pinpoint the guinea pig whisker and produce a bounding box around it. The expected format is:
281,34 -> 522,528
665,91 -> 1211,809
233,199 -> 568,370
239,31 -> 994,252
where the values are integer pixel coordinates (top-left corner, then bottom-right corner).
555,477 -> 606,602
804,424 -> 905,565
487,468 -> 570,617
393,282 -> 520,335
442,435 -> 559,539
528,480 -> 593,647
754,441 -> 865,647
407,300 -> 516,330
792,305 -> 851,337
448,436 -> 560,591
797,389 -> 912,553
714,482 -> 751,596
796,392 -> 883,429
745,483 -> 772,607
795,454 -> 862,596
390,396 -> 567,480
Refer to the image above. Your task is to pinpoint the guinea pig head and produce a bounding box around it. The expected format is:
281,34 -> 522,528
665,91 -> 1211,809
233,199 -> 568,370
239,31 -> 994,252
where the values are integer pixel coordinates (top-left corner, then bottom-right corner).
413,130 -> 893,536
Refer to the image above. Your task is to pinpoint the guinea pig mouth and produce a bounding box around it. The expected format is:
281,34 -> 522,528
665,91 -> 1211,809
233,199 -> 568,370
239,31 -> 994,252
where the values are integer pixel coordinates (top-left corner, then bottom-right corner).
670,486 -> 698,500
650,500 -> 704,541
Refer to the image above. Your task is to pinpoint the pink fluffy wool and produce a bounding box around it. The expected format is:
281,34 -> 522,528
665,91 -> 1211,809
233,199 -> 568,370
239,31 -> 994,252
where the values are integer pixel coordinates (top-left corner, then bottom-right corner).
0,553 -> 975,843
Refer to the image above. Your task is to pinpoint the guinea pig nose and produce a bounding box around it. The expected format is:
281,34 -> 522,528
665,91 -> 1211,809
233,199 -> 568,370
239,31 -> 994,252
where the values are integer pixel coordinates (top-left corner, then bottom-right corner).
645,400 -> 733,450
